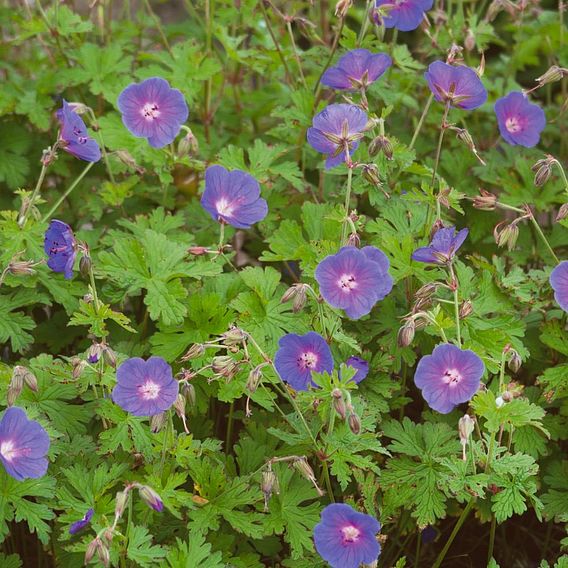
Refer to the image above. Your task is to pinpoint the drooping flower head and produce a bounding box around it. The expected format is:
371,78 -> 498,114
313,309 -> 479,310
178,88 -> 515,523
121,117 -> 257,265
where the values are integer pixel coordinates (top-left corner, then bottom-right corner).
550,261 -> 568,313
374,0 -> 433,31
343,356 -> 369,384
117,77 -> 189,149
69,508 -> 94,535
414,344 -> 484,414
112,357 -> 179,416
307,104 -> 369,169
494,91 -> 546,148
0,407 -> 50,481
56,100 -> 101,162
44,219 -> 77,279
411,226 -> 468,265
322,49 -> 392,91
315,246 -> 393,319
200,165 -> 268,229
314,503 -> 381,568
425,62 -> 487,110
274,332 -> 334,391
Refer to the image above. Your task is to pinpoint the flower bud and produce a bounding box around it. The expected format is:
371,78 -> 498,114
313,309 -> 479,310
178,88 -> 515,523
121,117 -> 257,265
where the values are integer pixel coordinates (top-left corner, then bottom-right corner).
173,393 -> 186,418
72,357 -> 86,380
114,490 -> 129,521
116,150 -> 145,175
84,538 -> 100,565
182,343 -> 205,360
7,259 -> 36,276
507,349 -> 522,373
362,164 -> 381,187
332,388 -> 347,420
79,255 -> 92,279
348,411 -> 361,435
494,222 -> 519,251
97,540 -> 110,568
7,366 -> 26,406
464,28 -> 475,51
459,300 -> 473,319
415,282 -> 438,300
473,189 -> 497,211
222,327 -> 247,347
347,232 -> 361,248
368,135 -> 393,159
292,285 -> 307,313
150,412 -> 167,433
397,319 -> 415,348
177,129 -> 199,157
501,390 -> 513,402
495,396 -> 505,408
246,365 -> 264,394
293,457 -> 325,496
138,485 -> 164,512
556,203 -> 568,222
87,342 -> 102,364
102,345 -> 117,368
187,246 -> 209,256
261,469 -> 279,512
535,65 -> 567,87
533,163 -> 552,187
182,382 -> 196,408
212,356 -> 237,377
281,286 -> 298,304
458,414 -> 475,446
334,0 -> 352,17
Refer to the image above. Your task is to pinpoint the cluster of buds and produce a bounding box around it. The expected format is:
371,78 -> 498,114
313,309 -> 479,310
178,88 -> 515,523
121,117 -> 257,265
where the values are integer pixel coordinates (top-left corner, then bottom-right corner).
330,389 -> 361,434
458,414 -> 475,461
472,189 -> 497,211
211,355 -> 241,380
450,127 -> 485,165
280,283 -> 309,313
493,217 -> 525,251
7,366 -> 38,406
368,134 -> 393,160
85,536 -> 110,567
532,154 -> 567,190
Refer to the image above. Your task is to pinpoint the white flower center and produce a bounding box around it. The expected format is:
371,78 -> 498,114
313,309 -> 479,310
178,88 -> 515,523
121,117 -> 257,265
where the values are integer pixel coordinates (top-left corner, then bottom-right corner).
341,525 -> 360,542
298,352 -> 318,370
505,116 -> 521,133
338,274 -> 357,292
443,368 -> 462,386
142,103 -> 160,120
139,381 -> 161,400
0,440 -> 18,463
216,198 -> 234,217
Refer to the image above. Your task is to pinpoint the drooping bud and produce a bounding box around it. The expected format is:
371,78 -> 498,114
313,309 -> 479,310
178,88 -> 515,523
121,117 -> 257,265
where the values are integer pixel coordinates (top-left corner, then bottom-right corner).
348,410 -> 361,435
72,357 -> 86,380
347,232 -> 361,248
211,356 -> 238,379
177,128 -> 199,157
533,162 -> 552,187
261,469 -> 279,512
507,349 -> 522,373
473,189 -> 497,211
556,203 -> 568,222
182,382 -> 196,408
331,389 -> 347,420
397,319 -> 415,348
459,300 -> 473,319
87,342 -> 103,364
369,135 -> 393,160
293,457 -> 325,496
84,538 -> 100,565
115,150 -> 145,175
464,29 -> 475,51
96,540 -> 110,567
494,221 -> 519,251
79,254 -> 92,279
7,259 -> 37,276
415,282 -> 439,300
102,344 -> 117,368
7,366 -> 25,406
114,490 -> 129,521
292,285 -> 307,313
458,414 -> 475,460
246,365 -> 264,394
138,485 -> 164,512
150,412 -> 167,433
501,390 -> 513,402
187,246 -> 209,256
334,0 -> 353,17
362,164 -> 382,187
535,65 -> 567,88
222,327 -> 247,347
280,286 -> 298,304
182,343 -> 206,360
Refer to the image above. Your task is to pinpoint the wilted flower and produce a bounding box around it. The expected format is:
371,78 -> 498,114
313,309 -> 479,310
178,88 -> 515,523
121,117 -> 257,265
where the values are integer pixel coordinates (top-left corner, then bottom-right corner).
411,226 -> 468,265
313,503 -> 381,568
315,246 -> 393,319
112,357 -> 179,416
425,62 -> 487,110
44,220 -> 77,279
274,332 -> 334,391
414,344 -> 485,414
321,49 -> 392,90
307,104 -> 369,169
200,165 -> 268,229
550,261 -> 568,313
494,92 -> 546,148
0,407 -> 50,480
56,100 -> 101,162
117,77 -> 189,148
69,508 -> 94,535
374,0 -> 433,31
343,356 -> 369,383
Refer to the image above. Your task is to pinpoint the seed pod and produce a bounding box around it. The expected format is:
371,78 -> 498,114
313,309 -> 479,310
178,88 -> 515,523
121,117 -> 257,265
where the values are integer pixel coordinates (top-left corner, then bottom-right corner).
331,388 -> 347,420
182,343 -> 205,360
459,300 -> 473,319
348,411 -> 361,435
138,485 -> 164,512
397,319 -> 415,348
150,412 -> 167,433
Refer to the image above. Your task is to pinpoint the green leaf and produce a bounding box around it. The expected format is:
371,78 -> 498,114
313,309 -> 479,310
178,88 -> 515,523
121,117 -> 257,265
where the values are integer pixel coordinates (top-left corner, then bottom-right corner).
165,535 -> 224,567
127,525 -> 167,567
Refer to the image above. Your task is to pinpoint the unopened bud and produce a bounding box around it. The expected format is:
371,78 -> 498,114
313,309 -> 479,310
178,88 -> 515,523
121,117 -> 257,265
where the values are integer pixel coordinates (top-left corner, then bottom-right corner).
501,390 -> 513,402
494,222 -> 519,251
348,410 -> 361,435
102,528 -> 114,543
87,343 -> 102,364
114,490 -> 129,520
507,349 -> 521,373
459,300 -> 473,319
332,388 -> 347,420
182,382 -> 196,408
464,29 -> 475,51
458,414 -> 475,446
7,259 -> 36,276
347,232 -> 361,248
246,365 -> 264,394
556,203 -> 568,222
7,366 -> 25,406
115,150 -> 145,175
362,164 -> 382,186
72,357 -> 87,380
212,356 -> 238,378
334,0 -> 352,17
495,396 -> 505,408
261,469 -> 279,512
79,255 -> 92,279
280,286 -> 298,304
415,282 -> 438,300
292,285 -> 307,313
150,412 -> 167,433
182,343 -> 205,360
397,319 -> 415,348
368,135 -> 393,159
138,485 -> 164,512
293,457 -> 324,495
473,189 -> 497,211
96,540 -> 110,567
177,129 -> 199,157
222,327 -> 247,346
187,246 -> 209,256
85,538 -> 100,565
535,65 -> 567,87
102,345 -> 117,368
534,163 -> 552,187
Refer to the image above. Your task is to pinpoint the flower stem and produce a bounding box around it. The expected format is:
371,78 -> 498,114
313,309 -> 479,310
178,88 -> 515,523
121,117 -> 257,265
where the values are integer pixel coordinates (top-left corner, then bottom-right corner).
88,262 -> 101,313
487,514 -> 497,564
498,349 -> 507,393
218,221 -> 226,252
19,161 -> 49,227
259,1 -> 293,85
526,209 -> 560,264
314,17 -> 345,97
409,93 -> 434,150
432,498 -> 475,568
448,263 -> 461,347
41,162 -> 95,222
142,0 -> 174,57
356,0 -> 374,46
286,21 -> 308,90
340,162 -> 354,245
87,109 -> 115,184
203,0 -> 213,142
432,101 -> 451,221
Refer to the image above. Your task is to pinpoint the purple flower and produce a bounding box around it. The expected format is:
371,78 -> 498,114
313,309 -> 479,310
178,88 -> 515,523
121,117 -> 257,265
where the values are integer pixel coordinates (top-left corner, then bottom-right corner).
200,165 -> 268,229
314,503 -> 381,568
307,104 -> 368,169
56,100 -> 101,162
550,261 -> 568,313
117,77 -> 189,149
414,344 -> 484,414
425,61 -> 487,110
69,508 -> 94,535
321,49 -> 392,90
375,0 -> 433,31
411,226 -> 468,265
44,220 -> 77,279
343,356 -> 369,384
315,246 -> 393,319
421,526 -> 437,544
0,407 -> 50,481
494,91 -> 546,148
274,332 -> 334,391
138,485 -> 164,512
112,357 -> 179,417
